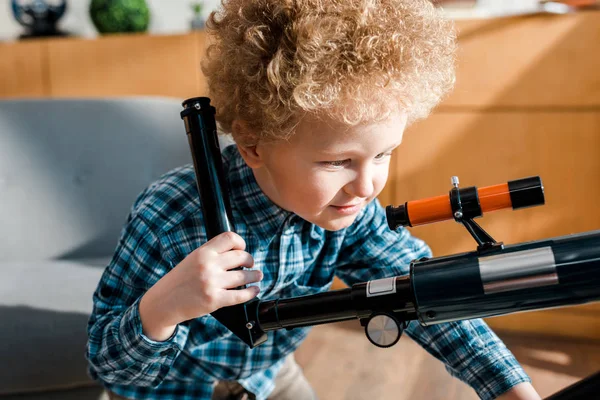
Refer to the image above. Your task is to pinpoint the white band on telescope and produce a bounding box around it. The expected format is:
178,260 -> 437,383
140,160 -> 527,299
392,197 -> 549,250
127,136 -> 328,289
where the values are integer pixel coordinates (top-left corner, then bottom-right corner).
479,247 -> 558,294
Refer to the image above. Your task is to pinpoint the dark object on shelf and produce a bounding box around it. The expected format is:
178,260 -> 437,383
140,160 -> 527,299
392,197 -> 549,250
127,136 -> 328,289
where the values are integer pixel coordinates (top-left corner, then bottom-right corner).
90,0 -> 150,35
11,0 -> 68,39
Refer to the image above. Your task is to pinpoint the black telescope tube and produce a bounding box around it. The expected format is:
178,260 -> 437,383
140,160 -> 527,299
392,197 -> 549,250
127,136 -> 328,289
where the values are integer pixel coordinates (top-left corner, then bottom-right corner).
181,97 -> 267,348
254,230 -> 600,332
256,276 -> 416,330
411,230 -> 600,325
181,97 -> 233,237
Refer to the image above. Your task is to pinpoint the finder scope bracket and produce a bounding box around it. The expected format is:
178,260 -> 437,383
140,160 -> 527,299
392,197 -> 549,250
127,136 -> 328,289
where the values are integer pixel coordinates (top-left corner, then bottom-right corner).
449,176 -> 505,256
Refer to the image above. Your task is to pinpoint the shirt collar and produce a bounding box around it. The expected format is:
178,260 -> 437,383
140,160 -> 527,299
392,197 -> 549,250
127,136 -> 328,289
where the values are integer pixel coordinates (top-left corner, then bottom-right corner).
223,145 -> 295,244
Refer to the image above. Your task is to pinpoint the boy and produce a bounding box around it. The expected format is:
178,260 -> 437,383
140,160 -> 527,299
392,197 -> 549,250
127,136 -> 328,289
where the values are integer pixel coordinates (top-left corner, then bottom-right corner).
87,1 -> 541,399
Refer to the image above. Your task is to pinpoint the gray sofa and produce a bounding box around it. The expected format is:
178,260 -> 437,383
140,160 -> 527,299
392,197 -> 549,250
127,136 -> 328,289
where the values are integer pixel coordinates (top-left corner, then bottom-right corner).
0,97 -> 204,399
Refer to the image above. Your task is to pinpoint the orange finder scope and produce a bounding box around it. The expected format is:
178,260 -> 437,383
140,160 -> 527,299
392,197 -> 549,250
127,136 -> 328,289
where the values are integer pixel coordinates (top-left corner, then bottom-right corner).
386,177 -> 544,229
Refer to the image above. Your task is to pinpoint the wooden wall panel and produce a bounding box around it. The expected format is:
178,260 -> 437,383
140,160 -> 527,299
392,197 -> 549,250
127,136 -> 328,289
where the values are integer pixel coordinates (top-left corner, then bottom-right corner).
385,112 -> 600,256
46,32 -> 208,100
446,13 -> 600,108
0,40 -> 47,97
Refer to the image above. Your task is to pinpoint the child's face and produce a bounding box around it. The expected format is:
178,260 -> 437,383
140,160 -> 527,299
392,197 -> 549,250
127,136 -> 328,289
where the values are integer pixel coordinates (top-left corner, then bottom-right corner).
241,112 -> 407,231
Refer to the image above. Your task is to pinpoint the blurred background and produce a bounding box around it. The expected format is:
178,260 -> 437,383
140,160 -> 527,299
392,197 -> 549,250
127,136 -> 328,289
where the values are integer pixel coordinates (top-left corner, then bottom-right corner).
0,0 -> 220,41
1,0 -> 599,399
0,0 -> 592,41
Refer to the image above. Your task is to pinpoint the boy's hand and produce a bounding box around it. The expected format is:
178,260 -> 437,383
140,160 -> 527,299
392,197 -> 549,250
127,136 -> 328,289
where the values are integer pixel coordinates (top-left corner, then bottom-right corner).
139,232 -> 263,341
496,383 -> 541,400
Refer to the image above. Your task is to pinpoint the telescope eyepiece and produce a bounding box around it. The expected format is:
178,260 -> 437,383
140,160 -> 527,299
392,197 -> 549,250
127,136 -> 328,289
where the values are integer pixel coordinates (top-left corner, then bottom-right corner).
182,97 -> 212,110
507,176 -> 545,210
181,97 -> 216,121
386,203 -> 410,230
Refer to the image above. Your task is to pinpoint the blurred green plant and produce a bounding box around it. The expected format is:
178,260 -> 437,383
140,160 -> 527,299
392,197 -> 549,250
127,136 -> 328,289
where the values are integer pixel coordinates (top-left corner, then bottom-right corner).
191,1 -> 203,17
190,0 -> 205,30
90,0 -> 151,34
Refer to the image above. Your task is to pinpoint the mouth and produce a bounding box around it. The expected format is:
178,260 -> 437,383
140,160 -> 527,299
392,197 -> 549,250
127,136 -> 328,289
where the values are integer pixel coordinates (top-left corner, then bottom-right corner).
330,202 -> 363,215
333,203 -> 361,208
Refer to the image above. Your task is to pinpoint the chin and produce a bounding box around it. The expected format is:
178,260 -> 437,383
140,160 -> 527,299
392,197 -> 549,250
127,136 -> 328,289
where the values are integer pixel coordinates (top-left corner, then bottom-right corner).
314,215 -> 359,231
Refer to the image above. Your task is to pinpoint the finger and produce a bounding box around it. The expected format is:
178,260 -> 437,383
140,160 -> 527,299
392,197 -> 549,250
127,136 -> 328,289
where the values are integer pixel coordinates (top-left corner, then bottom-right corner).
221,286 -> 260,306
217,250 -> 254,271
203,232 -> 246,254
221,270 -> 263,289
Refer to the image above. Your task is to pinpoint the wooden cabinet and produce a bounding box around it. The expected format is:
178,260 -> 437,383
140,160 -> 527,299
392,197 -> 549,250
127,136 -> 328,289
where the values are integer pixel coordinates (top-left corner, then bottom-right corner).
46,32 -> 209,99
1,12 -> 599,339
0,32 -> 209,100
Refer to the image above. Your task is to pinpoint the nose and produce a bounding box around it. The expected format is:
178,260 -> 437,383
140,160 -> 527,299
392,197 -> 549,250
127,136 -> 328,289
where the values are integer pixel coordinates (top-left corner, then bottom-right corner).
344,166 -> 374,199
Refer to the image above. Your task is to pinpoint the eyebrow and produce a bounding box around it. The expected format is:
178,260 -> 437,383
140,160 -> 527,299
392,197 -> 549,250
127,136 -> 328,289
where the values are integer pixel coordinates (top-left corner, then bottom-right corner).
380,143 -> 402,153
317,142 -> 402,157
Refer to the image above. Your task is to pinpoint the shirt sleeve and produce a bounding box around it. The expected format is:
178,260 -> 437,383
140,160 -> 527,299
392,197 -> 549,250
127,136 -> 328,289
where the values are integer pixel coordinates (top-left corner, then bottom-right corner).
86,213 -> 189,387
335,199 -> 531,400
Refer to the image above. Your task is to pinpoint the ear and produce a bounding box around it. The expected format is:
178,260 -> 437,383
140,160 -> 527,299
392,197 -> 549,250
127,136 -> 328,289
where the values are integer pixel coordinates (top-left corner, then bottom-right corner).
236,143 -> 264,169
232,120 -> 263,168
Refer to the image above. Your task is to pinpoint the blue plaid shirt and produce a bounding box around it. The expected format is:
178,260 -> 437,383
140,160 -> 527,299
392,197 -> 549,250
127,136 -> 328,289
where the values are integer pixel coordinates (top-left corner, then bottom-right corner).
87,145 -> 530,400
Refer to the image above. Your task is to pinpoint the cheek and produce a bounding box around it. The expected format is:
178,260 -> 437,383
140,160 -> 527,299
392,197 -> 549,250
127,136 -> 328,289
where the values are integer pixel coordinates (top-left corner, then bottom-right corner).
298,171 -> 343,206
374,165 -> 390,194
271,167 -> 328,205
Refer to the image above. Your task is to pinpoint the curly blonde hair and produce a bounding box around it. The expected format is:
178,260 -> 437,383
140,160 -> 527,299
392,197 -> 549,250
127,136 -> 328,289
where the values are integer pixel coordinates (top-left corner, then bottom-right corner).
202,0 -> 456,146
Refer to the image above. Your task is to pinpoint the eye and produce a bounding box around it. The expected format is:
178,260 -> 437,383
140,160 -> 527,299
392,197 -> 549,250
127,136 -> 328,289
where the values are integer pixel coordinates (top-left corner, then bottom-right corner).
374,151 -> 393,160
321,159 -> 350,168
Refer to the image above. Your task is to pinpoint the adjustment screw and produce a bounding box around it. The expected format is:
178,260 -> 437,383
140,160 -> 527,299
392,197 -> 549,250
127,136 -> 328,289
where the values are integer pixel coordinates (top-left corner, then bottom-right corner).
194,103 -> 201,110
451,176 -> 459,187
454,211 -> 463,219
246,321 -> 254,329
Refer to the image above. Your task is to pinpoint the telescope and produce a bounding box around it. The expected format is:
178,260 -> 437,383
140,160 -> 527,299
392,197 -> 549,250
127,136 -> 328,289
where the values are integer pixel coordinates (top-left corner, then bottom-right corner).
181,97 -> 600,398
